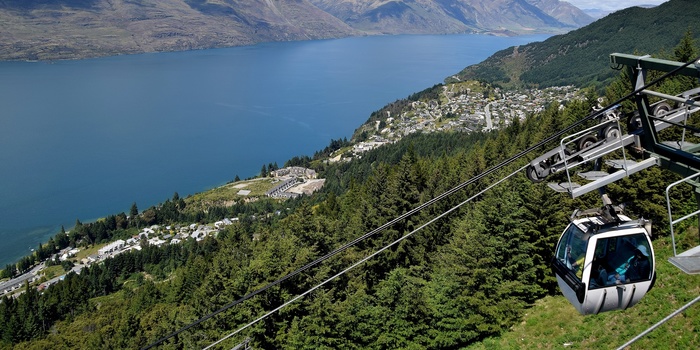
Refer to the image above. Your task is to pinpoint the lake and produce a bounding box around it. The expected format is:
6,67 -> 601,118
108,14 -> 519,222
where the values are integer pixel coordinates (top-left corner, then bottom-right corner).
0,33 -> 549,267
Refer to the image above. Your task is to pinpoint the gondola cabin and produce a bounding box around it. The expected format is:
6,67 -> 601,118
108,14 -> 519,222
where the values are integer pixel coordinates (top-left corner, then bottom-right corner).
552,209 -> 655,315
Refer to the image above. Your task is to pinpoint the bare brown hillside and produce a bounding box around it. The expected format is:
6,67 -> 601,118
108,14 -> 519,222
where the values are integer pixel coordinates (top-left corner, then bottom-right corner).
0,0 -> 592,61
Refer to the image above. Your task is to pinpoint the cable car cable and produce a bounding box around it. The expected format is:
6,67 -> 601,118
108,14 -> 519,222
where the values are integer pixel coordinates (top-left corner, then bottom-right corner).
615,295 -> 700,350
143,55 -> 700,349
143,125 -> 572,350
203,165 -> 528,349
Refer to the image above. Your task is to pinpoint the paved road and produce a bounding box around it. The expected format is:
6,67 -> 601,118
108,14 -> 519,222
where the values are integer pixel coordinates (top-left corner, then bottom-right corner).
485,102 -> 494,131
0,262 -> 44,296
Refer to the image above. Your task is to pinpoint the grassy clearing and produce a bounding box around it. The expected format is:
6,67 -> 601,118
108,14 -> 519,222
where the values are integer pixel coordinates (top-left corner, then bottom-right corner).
185,178 -> 278,208
41,265 -> 65,280
74,244 -> 104,262
467,235 -> 700,349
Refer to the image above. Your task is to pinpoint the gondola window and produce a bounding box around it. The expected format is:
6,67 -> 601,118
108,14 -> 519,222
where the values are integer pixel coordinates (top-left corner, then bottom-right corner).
555,223 -> 588,280
590,234 -> 652,289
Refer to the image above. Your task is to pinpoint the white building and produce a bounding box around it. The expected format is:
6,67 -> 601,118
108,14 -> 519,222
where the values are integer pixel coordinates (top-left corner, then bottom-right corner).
148,237 -> 166,247
98,240 -> 125,256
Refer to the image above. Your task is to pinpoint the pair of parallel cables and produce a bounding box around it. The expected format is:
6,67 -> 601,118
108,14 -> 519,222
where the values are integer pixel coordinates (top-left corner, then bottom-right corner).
145,55 -> 700,350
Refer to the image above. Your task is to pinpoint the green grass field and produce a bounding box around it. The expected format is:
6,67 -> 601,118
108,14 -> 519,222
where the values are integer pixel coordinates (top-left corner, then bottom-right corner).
184,178 -> 279,210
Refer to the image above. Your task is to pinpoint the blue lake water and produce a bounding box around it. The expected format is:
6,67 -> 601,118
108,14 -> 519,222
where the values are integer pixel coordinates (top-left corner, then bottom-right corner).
0,33 -> 549,267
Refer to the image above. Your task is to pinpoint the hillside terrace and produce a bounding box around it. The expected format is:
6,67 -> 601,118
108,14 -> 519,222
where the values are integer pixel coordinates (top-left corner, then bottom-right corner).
345,83 -> 583,159
266,166 -> 324,199
0,220 -> 240,298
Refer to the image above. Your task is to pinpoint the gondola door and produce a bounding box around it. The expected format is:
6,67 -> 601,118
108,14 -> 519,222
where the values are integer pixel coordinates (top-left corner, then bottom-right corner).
583,231 -> 655,315
552,222 -> 590,314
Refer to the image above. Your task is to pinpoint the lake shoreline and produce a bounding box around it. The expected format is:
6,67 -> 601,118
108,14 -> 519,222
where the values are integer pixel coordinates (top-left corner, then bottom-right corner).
0,33 -> 551,268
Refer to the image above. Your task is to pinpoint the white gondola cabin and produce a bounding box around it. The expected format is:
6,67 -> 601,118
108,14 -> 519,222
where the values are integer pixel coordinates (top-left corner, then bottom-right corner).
552,206 -> 655,315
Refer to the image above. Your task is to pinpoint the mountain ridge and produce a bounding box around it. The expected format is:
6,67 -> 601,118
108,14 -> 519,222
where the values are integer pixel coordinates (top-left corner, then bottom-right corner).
308,0 -> 593,35
453,0 -> 700,88
0,0 -> 359,60
0,0 -> 591,60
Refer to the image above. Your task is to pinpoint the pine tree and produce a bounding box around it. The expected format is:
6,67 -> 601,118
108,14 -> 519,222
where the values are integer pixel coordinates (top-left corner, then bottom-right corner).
129,202 -> 140,228
129,202 -> 139,217
674,28 -> 698,62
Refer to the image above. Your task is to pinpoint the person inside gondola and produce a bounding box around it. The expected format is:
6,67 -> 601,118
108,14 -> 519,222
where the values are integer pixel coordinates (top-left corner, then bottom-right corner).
596,256 -> 625,286
566,245 -> 580,272
591,252 -> 612,287
606,271 -> 626,285
594,264 -> 609,286
625,245 -> 651,281
606,245 -> 651,284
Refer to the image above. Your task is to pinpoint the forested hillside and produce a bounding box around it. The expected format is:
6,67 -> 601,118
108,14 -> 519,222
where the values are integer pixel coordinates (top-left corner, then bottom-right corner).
3,35 -> 700,346
3,100 -> 587,349
454,0 -> 700,88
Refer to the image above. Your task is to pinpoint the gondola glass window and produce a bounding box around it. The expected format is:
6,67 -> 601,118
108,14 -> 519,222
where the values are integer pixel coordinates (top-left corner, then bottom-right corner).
589,234 -> 653,289
555,223 -> 588,280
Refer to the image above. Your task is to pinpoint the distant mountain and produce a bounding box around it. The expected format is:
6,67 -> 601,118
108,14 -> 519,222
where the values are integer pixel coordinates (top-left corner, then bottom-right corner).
525,0 -> 594,27
308,0 -> 593,35
453,0 -> 700,88
0,0 -> 592,61
581,3 -> 662,19
580,8 -> 610,19
0,0 -> 359,60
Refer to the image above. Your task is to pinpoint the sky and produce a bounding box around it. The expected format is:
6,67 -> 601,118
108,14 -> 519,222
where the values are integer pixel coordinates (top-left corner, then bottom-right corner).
564,0 -> 668,12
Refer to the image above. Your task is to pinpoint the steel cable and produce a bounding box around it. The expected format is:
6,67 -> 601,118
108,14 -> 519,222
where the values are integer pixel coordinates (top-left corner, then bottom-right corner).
143,55 -> 700,349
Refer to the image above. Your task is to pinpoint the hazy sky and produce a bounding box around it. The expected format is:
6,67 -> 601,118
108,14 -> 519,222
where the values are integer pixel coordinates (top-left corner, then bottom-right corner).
564,0 -> 668,12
